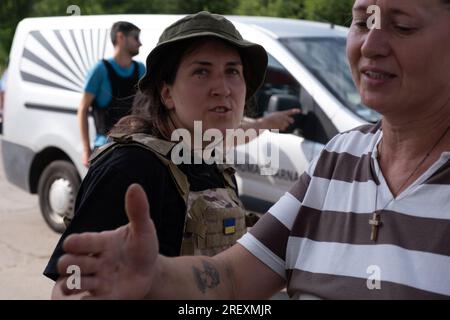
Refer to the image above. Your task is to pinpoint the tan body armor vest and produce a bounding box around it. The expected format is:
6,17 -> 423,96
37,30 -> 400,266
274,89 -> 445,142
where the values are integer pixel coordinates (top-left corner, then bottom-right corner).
88,133 -> 259,256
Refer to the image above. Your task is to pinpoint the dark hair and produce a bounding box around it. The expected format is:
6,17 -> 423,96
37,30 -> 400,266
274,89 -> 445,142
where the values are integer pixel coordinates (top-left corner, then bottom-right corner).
110,21 -> 140,46
110,37 -> 255,140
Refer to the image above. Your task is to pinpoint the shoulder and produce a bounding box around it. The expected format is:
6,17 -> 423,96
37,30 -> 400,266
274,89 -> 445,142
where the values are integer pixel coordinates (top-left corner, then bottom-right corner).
306,122 -> 381,182
91,145 -> 166,176
85,61 -> 107,84
341,122 -> 381,135
136,61 -> 146,77
80,145 -> 171,206
90,60 -> 107,74
323,122 -> 381,157
84,145 -> 170,192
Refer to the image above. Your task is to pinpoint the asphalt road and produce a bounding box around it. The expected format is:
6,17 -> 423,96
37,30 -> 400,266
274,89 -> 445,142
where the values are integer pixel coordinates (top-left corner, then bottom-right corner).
0,141 -> 60,299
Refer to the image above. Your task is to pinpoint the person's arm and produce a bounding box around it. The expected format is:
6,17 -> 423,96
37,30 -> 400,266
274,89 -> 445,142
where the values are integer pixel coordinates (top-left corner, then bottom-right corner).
240,108 -> 301,132
54,184 -> 285,299
237,109 -> 301,145
77,92 -> 95,167
147,244 -> 284,299
0,91 -> 4,113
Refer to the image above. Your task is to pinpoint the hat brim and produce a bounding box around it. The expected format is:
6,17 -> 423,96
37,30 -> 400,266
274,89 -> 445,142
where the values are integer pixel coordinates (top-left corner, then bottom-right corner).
138,31 -> 268,101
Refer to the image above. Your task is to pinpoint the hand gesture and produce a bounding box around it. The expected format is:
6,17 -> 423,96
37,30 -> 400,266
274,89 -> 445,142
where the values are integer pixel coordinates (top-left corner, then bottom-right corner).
56,184 -> 159,299
259,108 -> 301,131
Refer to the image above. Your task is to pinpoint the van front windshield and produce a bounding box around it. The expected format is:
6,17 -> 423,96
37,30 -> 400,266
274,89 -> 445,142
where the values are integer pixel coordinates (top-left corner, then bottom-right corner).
280,37 -> 380,123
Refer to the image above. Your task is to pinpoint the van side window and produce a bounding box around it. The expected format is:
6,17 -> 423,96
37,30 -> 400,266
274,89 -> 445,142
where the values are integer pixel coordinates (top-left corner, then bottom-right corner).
252,55 -> 338,144
253,55 -> 300,118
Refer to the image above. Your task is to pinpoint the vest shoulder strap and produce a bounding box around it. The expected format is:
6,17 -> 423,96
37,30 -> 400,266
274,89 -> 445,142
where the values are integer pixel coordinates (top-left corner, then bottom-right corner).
216,164 -> 238,191
89,133 -> 190,203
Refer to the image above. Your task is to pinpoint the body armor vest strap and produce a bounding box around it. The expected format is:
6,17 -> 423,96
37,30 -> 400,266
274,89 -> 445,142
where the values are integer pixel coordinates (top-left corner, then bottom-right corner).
88,133 -> 257,256
91,133 -> 189,203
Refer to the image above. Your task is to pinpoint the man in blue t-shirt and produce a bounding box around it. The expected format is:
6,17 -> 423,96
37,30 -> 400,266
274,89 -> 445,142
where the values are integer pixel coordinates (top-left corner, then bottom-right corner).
78,21 -> 145,167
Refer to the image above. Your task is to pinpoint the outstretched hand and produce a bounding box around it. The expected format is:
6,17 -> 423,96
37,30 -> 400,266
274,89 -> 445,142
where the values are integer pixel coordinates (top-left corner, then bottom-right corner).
55,184 -> 159,299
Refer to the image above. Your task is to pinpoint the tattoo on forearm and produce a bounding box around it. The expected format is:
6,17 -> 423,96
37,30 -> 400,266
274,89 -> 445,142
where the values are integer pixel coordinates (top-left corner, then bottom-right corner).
192,260 -> 220,294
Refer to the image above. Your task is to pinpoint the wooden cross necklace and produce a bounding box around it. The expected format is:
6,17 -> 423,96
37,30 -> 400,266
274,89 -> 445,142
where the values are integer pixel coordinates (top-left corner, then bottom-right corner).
369,125 -> 450,241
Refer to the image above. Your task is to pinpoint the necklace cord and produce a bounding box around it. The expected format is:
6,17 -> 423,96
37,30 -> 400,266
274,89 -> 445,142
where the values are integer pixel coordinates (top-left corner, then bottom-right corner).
370,125 -> 450,241
378,125 -> 450,196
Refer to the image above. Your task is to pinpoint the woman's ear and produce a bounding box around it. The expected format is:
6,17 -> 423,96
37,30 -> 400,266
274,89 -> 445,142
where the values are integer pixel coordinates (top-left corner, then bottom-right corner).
160,83 -> 175,110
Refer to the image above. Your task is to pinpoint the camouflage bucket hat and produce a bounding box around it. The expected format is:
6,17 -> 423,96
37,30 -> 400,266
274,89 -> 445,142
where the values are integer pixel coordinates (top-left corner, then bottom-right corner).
138,11 -> 268,100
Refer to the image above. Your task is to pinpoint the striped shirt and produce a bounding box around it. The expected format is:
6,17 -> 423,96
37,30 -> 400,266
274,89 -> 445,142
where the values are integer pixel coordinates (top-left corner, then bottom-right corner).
238,123 -> 450,299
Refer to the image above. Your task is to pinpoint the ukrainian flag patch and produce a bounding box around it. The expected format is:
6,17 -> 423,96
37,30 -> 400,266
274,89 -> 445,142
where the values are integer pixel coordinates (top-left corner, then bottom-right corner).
223,218 -> 236,235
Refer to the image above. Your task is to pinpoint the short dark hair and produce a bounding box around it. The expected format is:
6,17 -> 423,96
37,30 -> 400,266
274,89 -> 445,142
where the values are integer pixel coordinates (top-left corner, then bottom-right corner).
110,21 -> 140,45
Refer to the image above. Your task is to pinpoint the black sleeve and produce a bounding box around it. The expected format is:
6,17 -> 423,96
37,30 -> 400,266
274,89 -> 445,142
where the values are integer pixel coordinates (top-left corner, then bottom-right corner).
43,147 -> 171,281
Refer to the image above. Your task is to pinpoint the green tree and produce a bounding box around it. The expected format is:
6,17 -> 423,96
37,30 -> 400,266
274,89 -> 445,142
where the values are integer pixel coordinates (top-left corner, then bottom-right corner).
93,0 -> 178,14
0,0 -> 34,71
234,0 -> 272,16
234,0 -> 305,18
273,0 -> 306,19
303,0 -> 354,26
176,0 -> 239,14
31,0 -> 103,16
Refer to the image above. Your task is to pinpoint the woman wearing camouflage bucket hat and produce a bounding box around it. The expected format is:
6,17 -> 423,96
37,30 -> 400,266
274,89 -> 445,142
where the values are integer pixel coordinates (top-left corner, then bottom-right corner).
45,11 -> 276,293
126,11 -> 297,139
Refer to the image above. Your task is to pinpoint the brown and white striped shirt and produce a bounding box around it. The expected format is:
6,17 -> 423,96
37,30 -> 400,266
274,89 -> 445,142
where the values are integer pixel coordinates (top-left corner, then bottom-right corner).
238,123 -> 450,299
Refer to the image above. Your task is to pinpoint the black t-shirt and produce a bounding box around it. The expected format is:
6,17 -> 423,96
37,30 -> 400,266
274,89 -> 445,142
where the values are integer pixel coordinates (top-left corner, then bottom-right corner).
43,145 -> 232,281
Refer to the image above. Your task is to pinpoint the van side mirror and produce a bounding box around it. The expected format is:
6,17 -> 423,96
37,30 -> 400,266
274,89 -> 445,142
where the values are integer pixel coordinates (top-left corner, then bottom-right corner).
267,94 -> 302,113
266,94 -> 304,134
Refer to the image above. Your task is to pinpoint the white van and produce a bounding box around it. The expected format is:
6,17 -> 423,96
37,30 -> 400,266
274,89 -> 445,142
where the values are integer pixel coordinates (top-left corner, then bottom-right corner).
1,14 -> 380,232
